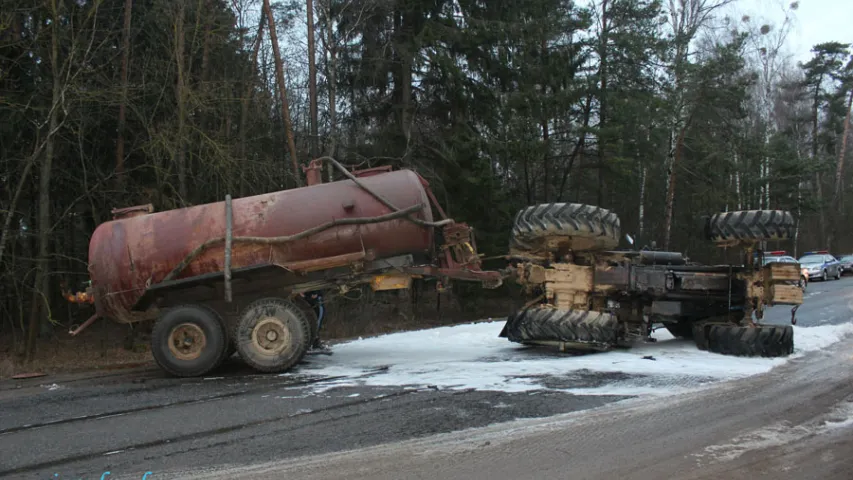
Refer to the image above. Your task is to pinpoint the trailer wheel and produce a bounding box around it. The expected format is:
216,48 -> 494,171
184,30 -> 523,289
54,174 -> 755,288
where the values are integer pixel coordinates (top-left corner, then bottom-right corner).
151,305 -> 228,377
705,210 -> 795,243
292,295 -> 320,346
234,298 -> 311,373
706,324 -> 794,357
509,203 -> 621,254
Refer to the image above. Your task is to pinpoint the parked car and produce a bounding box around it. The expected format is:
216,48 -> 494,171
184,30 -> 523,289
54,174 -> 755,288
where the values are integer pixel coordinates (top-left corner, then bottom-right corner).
762,251 -> 808,289
837,254 -> 853,275
797,251 -> 842,281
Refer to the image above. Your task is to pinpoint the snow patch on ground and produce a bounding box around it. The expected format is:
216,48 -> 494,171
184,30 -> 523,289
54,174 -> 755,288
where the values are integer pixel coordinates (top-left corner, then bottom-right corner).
298,321 -> 853,396
693,401 -> 853,465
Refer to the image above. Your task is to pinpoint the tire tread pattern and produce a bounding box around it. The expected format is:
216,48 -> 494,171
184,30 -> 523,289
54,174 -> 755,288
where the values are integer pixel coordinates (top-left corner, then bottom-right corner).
503,306 -> 621,346
234,297 -> 311,373
706,324 -> 794,357
510,203 -> 621,252
706,210 -> 795,243
151,304 -> 228,378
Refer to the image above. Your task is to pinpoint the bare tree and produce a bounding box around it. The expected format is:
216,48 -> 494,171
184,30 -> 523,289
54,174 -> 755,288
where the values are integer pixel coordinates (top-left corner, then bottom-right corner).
238,9 -> 266,195
830,63 -> 853,250
115,0 -> 133,187
307,0 -> 319,160
662,0 -> 735,250
263,0 -> 302,186
29,0 -> 99,360
174,0 -> 189,202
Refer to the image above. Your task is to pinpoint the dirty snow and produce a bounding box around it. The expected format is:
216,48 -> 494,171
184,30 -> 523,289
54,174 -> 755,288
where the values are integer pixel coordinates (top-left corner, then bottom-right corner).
299,321 -> 853,396
693,400 -> 853,465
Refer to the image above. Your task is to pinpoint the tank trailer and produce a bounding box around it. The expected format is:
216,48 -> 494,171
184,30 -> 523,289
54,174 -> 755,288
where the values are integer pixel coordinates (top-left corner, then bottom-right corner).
67,160 -> 802,377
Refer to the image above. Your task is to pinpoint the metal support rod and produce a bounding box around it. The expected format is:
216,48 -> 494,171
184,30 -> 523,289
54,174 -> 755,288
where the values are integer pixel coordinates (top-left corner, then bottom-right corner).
69,313 -> 99,336
225,194 -> 233,303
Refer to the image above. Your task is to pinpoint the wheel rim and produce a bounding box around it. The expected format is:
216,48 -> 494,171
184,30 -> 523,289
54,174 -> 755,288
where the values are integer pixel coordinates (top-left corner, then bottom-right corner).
252,316 -> 292,356
168,323 -> 207,361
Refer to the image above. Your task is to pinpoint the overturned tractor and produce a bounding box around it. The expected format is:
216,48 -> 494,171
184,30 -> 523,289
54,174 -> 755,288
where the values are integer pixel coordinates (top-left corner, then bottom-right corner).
500,204 -> 802,357
67,158 -> 802,378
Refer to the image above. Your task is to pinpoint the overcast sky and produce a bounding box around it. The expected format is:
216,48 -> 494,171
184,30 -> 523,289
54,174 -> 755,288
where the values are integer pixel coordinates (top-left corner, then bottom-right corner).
737,0 -> 853,63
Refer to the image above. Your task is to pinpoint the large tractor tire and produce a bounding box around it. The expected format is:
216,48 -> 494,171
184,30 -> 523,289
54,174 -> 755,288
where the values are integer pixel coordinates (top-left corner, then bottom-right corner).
500,306 -> 622,348
510,203 -> 621,254
234,297 -> 312,373
706,324 -> 794,357
151,304 -> 229,377
705,210 -> 795,244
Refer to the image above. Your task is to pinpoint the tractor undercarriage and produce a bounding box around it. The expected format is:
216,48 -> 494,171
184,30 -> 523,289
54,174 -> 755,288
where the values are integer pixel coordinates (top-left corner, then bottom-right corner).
500,204 -> 803,358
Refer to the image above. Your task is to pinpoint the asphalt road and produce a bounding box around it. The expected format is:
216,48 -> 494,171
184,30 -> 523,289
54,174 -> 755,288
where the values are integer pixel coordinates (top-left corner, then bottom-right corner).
1,276 -> 852,480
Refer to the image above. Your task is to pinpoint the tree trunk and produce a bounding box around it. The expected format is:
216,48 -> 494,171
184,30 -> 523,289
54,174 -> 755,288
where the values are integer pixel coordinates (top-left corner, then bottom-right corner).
306,0 -> 319,160
597,0 -> 608,207
638,164 -> 646,243
27,0 -> 62,361
829,88 -> 853,251
115,0 -> 132,187
557,94 -> 592,201
663,118 -> 691,251
0,144 -> 45,266
811,83 -> 827,247
263,0 -> 302,186
238,11 -> 266,196
325,0 -> 337,181
200,0 -> 213,83
541,36 -> 550,203
174,0 -> 188,202
541,112 -> 550,203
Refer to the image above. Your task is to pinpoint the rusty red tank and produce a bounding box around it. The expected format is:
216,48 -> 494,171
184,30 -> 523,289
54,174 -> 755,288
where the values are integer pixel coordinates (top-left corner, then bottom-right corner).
88,169 -> 434,323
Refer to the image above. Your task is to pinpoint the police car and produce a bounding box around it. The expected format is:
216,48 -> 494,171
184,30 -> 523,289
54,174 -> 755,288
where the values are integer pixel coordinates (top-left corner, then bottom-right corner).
797,250 -> 842,281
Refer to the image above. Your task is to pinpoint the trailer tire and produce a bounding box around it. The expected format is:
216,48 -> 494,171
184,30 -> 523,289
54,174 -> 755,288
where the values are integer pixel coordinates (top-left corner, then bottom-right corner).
292,295 -> 320,346
502,306 -> 621,346
224,340 -> 237,360
707,324 -> 794,357
510,203 -> 621,254
705,210 -> 795,243
151,305 -> 228,377
234,298 -> 311,373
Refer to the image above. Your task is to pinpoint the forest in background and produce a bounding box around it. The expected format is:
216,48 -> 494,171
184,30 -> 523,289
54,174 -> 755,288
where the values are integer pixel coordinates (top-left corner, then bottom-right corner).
1,0 -> 852,360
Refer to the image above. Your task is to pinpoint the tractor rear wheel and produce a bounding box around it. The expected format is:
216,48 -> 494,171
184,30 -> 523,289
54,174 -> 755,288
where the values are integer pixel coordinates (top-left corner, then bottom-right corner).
234,298 -> 311,373
509,203 -> 621,255
705,210 -> 795,244
706,324 -> 793,357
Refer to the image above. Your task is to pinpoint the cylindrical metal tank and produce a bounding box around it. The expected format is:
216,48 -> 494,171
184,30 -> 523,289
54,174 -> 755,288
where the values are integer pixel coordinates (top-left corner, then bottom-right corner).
88,169 -> 434,322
